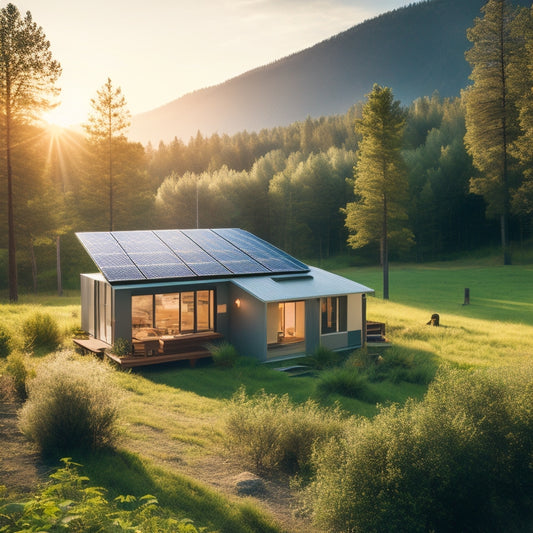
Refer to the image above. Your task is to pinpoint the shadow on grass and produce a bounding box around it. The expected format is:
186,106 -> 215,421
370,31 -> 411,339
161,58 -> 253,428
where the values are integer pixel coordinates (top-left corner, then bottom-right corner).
74,448 -> 281,533
136,344 -> 440,419
136,357 -> 318,404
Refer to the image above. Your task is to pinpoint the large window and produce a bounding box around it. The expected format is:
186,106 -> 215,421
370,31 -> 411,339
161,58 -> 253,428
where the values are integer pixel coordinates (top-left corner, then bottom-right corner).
132,289 -> 215,338
321,296 -> 347,334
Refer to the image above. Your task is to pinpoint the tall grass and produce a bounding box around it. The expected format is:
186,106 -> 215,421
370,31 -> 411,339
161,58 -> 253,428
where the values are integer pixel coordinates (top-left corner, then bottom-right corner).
19,350 -> 120,455
224,387 -> 345,474
305,365 -> 533,533
0,294 -> 80,352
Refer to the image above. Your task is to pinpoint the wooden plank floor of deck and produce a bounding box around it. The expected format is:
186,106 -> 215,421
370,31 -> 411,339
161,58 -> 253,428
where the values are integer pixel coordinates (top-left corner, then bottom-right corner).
73,338 -> 110,355
105,349 -> 212,368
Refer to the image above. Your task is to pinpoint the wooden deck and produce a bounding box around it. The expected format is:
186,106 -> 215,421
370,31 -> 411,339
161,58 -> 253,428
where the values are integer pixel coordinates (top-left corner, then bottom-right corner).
106,331 -> 223,369
72,338 -> 110,355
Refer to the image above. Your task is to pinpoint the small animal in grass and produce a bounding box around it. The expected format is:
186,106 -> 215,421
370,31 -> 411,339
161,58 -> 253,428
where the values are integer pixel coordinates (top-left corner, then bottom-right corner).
427,313 -> 440,327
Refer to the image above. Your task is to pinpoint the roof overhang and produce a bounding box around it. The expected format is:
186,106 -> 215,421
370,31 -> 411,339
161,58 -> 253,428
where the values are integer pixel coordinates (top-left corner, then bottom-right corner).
231,266 -> 374,303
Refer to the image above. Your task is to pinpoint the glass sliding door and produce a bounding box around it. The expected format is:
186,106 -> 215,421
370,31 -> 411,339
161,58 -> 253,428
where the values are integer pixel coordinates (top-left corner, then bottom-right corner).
155,293 -> 180,334
196,290 -> 213,331
132,295 -> 154,338
132,289 -> 215,338
180,292 -> 195,332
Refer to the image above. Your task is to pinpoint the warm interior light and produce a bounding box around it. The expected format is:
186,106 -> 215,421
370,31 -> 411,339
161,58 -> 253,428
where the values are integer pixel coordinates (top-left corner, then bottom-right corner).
235,298 -> 241,308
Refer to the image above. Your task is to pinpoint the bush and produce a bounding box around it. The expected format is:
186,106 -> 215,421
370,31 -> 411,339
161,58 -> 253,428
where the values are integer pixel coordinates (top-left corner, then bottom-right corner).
5,352 -> 31,401
0,326 -> 12,358
0,458 -> 203,532
305,365 -> 533,533
304,345 -> 339,369
224,387 -> 345,474
22,312 -> 61,353
209,341 -> 239,368
348,346 -> 436,385
112,337 -> 132,356
315,367 -> 377,403
19,350 -> 120,455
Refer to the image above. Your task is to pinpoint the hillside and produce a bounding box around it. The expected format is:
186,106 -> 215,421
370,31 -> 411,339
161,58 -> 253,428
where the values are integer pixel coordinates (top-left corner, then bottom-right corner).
130,0 -> 528,145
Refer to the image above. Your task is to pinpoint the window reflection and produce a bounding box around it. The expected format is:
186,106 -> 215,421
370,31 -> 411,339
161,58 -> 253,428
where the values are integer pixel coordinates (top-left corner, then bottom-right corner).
132,289 -> 214,339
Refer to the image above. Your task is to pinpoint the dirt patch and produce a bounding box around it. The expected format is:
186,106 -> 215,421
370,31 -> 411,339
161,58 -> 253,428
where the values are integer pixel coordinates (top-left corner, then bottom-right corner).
0,401 -> 49,494
124,425 -> 317,533
180,454 -> 317,533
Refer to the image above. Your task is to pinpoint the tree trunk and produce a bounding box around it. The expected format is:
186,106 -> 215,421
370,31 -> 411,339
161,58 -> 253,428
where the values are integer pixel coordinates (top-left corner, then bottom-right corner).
6,80 -> 18,302
382,193 -> 389,300
499,0 -> 512,266
57,235 -> 63,297
109,134 -> 113,231
30,241 -> 37,294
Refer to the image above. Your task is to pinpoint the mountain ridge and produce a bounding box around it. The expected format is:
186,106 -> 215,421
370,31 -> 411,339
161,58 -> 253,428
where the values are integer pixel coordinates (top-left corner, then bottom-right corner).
129,0 -> 527,145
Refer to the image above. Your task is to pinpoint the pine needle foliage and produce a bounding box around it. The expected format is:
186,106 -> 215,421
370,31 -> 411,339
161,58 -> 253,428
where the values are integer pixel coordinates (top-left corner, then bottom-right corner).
463,0 -> 527,264
344,84 -> 413,299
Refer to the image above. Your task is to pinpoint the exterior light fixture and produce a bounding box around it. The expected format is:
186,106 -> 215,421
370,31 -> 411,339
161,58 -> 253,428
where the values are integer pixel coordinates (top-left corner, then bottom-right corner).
235,298 -> 241,308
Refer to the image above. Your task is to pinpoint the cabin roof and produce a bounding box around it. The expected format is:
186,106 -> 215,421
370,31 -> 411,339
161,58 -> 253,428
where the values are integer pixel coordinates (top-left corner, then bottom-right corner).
76,228 -> 309,285
232,266 -> 374,302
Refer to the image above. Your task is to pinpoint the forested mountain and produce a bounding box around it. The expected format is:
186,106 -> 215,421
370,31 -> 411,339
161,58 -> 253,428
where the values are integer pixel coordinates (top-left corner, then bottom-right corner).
129,0 -> 528,145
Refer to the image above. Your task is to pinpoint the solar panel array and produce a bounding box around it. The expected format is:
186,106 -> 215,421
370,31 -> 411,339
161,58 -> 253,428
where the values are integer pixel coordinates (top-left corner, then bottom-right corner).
77,228 -> 310,284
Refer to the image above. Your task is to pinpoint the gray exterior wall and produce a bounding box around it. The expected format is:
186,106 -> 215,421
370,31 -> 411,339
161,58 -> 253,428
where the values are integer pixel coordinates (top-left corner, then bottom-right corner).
80,274 -> 96,337
305,298 -> 321,354
229,284 -> 267,361
113,289 -> 131,343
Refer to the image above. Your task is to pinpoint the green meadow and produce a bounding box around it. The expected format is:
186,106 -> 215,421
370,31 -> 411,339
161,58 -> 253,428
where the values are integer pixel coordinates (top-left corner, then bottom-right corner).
1,260 -> 532,532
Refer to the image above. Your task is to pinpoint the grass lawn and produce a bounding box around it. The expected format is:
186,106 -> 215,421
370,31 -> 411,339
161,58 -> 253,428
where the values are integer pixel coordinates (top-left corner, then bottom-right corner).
1,261 -> 533,532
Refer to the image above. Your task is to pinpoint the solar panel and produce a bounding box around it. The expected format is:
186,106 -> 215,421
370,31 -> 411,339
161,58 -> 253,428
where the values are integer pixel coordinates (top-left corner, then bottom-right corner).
102,265 -> 145,283
139,263 -> 194,279
224,260 -> 269,275
214,228 -> 309,272
77,232 -> 123,255
187,262 -> 231,276
128,251 -> 184,267
77,228 -> 309,284
91,253 -> 134,268
113,231 -> 168,253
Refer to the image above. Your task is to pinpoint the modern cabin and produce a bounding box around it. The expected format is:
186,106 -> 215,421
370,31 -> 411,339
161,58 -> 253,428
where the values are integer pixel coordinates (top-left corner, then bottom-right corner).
77,228 -> 373,365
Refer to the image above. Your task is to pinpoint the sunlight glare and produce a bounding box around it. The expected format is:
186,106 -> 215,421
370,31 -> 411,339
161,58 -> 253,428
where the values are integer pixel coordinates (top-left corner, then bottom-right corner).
43,102 -> 80,128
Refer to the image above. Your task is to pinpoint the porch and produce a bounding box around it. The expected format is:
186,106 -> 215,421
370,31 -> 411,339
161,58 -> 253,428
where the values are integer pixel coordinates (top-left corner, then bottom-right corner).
76,331 -> 223,369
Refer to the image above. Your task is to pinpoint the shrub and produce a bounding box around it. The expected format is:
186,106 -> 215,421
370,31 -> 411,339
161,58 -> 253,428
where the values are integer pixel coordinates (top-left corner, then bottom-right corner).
304,345 -> 339,369
348,346 -> 436,385
5,352 -> 31,401
0,458 -> 203,532
224,387 -> 345,474
315,367 -> 377,403
209,341 -> 239,368
0,325 -> 12,358
112,337 -> 132,356
22,312 -> 61,353
19,350 -> 120,455
305,365 -> 533,533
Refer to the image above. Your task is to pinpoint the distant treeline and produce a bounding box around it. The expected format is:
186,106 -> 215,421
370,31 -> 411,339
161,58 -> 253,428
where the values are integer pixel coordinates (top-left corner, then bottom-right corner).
0,92 -> 519,292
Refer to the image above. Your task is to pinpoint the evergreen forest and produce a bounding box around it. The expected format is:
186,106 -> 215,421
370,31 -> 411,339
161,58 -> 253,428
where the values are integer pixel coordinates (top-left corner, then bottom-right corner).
1,0 -> 533,295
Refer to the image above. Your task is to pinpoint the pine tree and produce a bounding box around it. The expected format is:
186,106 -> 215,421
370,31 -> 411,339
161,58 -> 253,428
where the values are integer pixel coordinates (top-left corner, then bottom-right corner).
0,3 -> 61,301
510,7 -> 533,225
83,78 -> 130,231
463,0 -> 526,265
344,85 -> 412,300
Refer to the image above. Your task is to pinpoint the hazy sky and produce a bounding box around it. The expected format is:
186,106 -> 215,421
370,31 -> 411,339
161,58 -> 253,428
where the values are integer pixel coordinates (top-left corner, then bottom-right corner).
12,0 -> 415,126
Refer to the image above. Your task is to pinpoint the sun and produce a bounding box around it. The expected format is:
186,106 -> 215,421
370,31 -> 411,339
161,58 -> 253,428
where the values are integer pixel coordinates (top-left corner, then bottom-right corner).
42,103 -> 80,129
